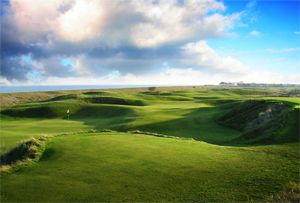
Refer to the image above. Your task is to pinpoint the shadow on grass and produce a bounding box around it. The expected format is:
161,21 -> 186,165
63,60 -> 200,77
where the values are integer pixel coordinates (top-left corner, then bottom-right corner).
69,102 -> 243,146
70,99 -> 298,147
69,104 -> 138,132
40,148 -> 57,162
127,105 -> 241,145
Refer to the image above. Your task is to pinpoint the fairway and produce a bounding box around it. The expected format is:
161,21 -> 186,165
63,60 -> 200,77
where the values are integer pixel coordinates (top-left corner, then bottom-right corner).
0,86 -> 299,202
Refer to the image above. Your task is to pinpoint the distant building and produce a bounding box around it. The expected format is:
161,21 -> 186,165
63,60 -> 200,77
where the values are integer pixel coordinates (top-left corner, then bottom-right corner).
219,82 -> 300,88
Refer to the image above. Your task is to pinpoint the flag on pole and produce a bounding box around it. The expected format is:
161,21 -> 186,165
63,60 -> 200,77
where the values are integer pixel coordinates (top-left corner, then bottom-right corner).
67,109 -> 70,120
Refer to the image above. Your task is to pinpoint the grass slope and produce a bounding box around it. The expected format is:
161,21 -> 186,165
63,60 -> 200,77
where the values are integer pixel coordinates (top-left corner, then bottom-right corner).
1,132 -> 299,202
217,100 -> 299,144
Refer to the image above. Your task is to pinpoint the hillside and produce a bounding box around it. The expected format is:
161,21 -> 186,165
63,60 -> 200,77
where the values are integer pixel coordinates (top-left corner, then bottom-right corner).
217,100 -> 299,144
0,86 -> 299,202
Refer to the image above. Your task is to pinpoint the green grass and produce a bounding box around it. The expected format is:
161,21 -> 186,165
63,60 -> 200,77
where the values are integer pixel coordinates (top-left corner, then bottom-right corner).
1,132 -> 299,202
0,86 -> 299,202
0,118 -> 90,153
217,100 -> 299,144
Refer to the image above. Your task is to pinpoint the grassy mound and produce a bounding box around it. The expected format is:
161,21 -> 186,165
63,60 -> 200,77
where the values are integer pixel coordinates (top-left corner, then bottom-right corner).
217,100 -> 298,144
85,96 -> 146,106
2,105 -> 63,118
44,94 -> 79,102
0,136 -> 48,166
1,102 -> 81,118
72,105 -> 135,118
1,101 -> 134,119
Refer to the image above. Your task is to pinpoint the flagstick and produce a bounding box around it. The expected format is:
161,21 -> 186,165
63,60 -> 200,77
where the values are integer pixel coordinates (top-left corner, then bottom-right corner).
67,109 -> 70,120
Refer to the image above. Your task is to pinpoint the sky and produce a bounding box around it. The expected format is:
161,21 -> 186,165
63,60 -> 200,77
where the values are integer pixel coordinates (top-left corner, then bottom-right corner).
1,0 -> 299,86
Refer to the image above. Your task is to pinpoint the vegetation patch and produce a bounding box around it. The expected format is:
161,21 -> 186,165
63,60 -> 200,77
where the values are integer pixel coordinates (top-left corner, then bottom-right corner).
217,100 -> 297,144
267,182 -> 300,202
85,96 -> 146,106
201,99 -> 240,105
128,129 -> 196,140
194,96 -> 220,100
142,91 -> 161,95
2,106 -> 60,118
0,135 -> 50,172
1,102 -> 81,118
83,91 -> 109,95
44,94 -> 79,102
72,105 -> 134,118
0,87 -> 299,202
285,88 -> 300,97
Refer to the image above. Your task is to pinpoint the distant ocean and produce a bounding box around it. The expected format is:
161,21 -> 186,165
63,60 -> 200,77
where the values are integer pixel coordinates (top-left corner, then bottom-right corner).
0,85 -> 153,93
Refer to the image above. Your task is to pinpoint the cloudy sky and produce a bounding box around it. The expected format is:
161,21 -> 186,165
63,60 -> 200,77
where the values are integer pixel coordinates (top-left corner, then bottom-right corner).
1,0 -> 299,86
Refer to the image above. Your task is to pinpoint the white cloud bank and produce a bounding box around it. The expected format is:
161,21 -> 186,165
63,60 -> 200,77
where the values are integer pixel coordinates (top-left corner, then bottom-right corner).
2,0 -> 299,85
8,0 -> 240,47
181,41 -> 248,74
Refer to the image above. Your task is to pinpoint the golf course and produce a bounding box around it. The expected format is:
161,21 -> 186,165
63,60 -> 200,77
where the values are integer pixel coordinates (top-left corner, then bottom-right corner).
0,86 -> 299,202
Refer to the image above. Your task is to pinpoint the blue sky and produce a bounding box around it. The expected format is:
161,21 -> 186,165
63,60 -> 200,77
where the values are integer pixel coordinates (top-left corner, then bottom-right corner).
1,0 -> 299,85
210,0 -> 300,74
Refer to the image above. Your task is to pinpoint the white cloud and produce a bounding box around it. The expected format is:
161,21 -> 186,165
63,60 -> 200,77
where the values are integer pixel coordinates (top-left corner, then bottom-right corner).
0,77 -> 11,85
8,0 -> 240,47
9,0 -> 61,42
294,31 -> 300,35
130,0 -> 240,47
67,40 -> 249,77
4,0 -> 298,85
249,30 -> 261,37
57,0 -> 105,42
181,41 -> 248,74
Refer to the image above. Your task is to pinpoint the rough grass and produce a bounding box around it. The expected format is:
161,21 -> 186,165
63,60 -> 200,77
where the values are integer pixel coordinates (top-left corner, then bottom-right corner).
0,135 -> 49,172
268,182 -> 300,202
217,100 -> 299,144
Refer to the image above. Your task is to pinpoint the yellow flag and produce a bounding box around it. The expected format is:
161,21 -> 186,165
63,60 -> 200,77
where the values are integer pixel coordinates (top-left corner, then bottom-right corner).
67,109 -> 70,114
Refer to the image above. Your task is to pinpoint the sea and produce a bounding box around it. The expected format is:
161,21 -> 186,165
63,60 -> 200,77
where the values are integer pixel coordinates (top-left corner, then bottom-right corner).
0,85 -> 154,93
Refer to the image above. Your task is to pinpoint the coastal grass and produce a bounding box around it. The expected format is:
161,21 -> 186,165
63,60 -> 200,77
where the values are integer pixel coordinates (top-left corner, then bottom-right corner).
0,86 -> 299,202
